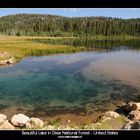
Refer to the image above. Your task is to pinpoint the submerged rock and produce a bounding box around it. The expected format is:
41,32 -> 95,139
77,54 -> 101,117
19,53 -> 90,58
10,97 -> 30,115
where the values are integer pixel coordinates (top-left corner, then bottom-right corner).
25,117 -> 44,129
11,114 -> 30,127
0,114 -> 7,125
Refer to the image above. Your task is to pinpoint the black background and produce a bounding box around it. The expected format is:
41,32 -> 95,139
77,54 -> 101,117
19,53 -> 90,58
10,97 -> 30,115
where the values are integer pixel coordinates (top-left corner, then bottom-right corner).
0,0 -> 140,139
0,130 -> 140,139
0,0 -> 139,7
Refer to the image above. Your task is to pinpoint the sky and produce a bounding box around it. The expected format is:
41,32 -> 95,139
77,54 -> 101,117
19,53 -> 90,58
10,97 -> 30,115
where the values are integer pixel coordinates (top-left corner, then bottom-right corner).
0,8 -> 140,19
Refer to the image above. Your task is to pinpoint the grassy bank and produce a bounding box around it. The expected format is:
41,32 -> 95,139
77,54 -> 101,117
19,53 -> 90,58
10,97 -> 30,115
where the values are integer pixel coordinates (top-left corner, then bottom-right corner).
0,35 -> 84,61
0,35 -> 140,61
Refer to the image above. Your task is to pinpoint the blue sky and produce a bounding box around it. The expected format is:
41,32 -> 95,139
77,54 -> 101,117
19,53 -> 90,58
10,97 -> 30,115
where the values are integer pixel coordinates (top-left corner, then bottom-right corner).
0,8 -> 140,19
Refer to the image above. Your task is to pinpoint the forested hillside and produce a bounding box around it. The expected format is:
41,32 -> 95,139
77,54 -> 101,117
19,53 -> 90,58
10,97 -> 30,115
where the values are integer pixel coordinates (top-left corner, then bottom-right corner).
0,14 -> 140,36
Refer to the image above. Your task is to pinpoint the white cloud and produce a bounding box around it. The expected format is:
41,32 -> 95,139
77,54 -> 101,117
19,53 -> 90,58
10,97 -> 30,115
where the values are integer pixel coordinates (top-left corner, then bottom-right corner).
131,8 -> 137,11
130,8 -> 140,11
62,8 -> 78,12
47,8 -> 78,12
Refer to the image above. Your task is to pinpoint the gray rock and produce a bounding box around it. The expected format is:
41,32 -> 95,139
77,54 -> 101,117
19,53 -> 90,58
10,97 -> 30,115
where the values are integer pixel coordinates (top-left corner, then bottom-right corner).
0,114 -> 7,125
11,114 -> 30,127
25,117 -> 44,129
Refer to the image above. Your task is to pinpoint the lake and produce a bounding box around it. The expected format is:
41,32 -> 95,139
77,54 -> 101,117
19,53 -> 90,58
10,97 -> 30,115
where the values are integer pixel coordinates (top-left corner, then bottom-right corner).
0,39 -> 140,124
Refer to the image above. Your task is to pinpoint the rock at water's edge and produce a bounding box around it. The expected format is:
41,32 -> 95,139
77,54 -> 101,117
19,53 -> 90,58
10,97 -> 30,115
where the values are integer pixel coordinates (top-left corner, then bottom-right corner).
128,110 -> 140,121
0,120 -> 14,130
26,117 -> 44,129
0,114 -> 7,125
11,114 -> 30,127
123,102 -> 140,112
123,121 -> 140,129
0,57 -> 16,65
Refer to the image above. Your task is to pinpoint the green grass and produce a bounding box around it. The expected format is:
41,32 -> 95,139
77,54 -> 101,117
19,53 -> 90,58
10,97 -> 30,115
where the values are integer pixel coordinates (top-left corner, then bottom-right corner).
87,35 -> 140,40
0,35 -> 139,61
95,115 -> 126,129
0,35 -> 84,61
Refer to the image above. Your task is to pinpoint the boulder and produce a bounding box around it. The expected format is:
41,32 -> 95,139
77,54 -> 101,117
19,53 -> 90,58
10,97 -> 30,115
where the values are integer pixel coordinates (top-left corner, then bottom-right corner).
0,57 -> 16,65
131,121 -> 140,129
25,117 -> 44,129
7,58 -> 14,64
123,102 -> 140,112
123,121 -> 140,129
105,111 -> 120,118
128,110 -> 140,121
0,120 -> 14,130
11,114 -> 30,127
0,114 -> 7,125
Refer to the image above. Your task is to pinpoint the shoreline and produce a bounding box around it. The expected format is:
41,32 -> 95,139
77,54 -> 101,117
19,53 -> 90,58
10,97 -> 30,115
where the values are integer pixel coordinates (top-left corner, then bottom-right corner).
0,101 -> 140,130
0,35 -> 140,64
0,35 -> 140,65
0,98 -> 124,126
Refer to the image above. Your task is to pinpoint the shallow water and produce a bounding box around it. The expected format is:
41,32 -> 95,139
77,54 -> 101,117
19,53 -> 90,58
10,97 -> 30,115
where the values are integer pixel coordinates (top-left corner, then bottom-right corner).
0,40 -> 140,123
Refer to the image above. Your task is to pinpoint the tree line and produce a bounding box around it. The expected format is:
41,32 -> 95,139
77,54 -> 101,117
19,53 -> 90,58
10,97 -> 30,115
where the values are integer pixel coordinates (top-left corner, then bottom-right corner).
0,14 -> 140,36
